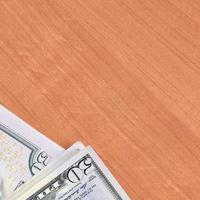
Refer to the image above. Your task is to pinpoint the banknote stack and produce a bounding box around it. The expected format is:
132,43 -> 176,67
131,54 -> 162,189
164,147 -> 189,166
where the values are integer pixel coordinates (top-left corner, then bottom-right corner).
0,105 -> 130,200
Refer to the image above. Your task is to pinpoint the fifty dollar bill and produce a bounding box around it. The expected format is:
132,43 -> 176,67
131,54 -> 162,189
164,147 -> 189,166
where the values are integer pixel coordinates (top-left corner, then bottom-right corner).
0,105 -> 64,194
8,146 -> 131,200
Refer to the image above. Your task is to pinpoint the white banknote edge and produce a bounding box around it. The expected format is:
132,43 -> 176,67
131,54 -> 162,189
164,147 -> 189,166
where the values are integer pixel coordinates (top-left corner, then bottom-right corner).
8,142 -> 85,200
0,105 -> 64,157
9,146 -> 130,200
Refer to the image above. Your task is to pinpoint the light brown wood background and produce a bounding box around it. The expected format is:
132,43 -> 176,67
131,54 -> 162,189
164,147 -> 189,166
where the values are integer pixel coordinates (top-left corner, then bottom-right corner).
0,0 -> 200,199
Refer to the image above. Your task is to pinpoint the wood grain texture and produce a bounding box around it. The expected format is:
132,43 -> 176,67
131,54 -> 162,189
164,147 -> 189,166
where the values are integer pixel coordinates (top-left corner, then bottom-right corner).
0,0 -> 200,199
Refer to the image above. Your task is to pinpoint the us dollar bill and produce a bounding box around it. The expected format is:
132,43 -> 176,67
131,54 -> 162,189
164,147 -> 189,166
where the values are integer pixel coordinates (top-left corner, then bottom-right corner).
0,105 -> 64,194
9,146 -> 131,200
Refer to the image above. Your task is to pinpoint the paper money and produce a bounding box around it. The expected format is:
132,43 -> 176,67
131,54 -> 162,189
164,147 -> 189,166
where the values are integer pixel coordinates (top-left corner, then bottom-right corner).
9,146 -> 130,200
0,105 -> 64,194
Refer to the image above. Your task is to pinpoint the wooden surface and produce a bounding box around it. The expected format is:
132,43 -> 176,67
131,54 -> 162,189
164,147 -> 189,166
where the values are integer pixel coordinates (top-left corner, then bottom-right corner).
0,0 -> 200,199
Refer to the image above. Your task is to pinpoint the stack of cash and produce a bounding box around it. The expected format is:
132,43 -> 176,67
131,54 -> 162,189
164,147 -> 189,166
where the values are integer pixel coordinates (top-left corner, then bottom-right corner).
0,105 -> 130,200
